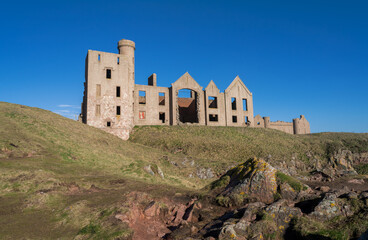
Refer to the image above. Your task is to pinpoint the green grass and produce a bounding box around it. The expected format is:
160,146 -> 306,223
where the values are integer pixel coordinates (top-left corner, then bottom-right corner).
0,102 -> 368,239
276,171 -> 306,192
130,125 -> 368,175
210,175 -> 231,190
355,163 -> 368,175
292,213 -> 368,240
78,223 -> 101,234
0,102 -> 203,239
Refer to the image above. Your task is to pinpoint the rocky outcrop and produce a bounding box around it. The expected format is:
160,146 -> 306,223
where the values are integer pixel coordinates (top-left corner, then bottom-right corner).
327,149 -> 358,176
215,200 -> 301,240
309,192 -> 354,220
143,164 -> 165,178
196,167 -> 215,179
212,158 -> 309,206
214,158 -> 278,205
265,200 -> 302,235
114,192 -> 200,240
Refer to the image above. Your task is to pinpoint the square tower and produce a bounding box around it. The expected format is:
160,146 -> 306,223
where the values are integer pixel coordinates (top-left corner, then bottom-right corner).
81,39 -> 135,140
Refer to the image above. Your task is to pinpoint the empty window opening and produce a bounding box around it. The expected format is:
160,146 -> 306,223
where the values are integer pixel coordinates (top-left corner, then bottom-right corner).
177,89 -> 198,124
139,111 -> 146,119
96,84 -> 101,97
95,105 -> 100,116
257,122 -> 261,125
107,121 -> 111,127
209,114 -> 218,122
242,99 -> 248,111
245,116 -> 248,123
106,69 -> 111,79
159,112 -> 165,123
232,115 -> 237,123
116,106 -> 121,116
116,86 -> 121,97
117,57 -> 120,64
231,97 -> 237,110
159,92 -> 165,105
139,91 -> 146,104
98,54 -> 101,61
208,96 -> 217,108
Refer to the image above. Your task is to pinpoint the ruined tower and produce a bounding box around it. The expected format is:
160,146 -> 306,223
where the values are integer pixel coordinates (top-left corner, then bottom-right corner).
81,39 -> 136,140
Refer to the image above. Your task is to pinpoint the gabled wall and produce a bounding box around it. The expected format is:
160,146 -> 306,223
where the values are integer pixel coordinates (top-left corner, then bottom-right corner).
204,80 -> 226,126
224,76 -> 254,127
170,73 -> 206,126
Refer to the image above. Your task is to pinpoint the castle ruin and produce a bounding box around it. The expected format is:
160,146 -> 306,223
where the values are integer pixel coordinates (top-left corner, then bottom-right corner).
81,39 -> 310,140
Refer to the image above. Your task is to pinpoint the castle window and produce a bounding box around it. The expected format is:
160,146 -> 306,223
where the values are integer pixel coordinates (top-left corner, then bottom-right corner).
116,106 -> 121,116
242,99 -> 248,111
257,122 -> 260,125
117,57 -> 120,64
139,91 -> 146,104
232,115 -> 237,123
95,105 -> 100,116
116,86 -> 121,97
209,114 -> 218,122
98,54 -> 101,61
231,97 -> 236,110
159,92 -> 165,105
139,111 -> 146,119
106,69 -> 111,79
159,112 -> 165,123
208,96 -> 217,109
107,121 -> 111,127
96,84 -> 101,97
245,116 -> 248,123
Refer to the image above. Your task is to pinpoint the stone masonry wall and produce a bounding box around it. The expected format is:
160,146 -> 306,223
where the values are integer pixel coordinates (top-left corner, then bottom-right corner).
81,39 -> 311,140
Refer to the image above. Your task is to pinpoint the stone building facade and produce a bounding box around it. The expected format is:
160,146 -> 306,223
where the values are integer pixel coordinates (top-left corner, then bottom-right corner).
81,39 -> 310,140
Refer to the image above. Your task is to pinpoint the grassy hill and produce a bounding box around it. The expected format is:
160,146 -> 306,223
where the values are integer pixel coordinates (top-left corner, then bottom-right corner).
0,102 -> 204,239
130,124 -> 368,175
0,102 -> 367,239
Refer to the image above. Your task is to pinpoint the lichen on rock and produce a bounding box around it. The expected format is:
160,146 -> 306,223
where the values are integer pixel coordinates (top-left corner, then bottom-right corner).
216,158 -> 278,205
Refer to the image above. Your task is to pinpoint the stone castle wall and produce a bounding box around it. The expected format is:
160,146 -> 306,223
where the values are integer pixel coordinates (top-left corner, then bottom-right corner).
81,39 -> 310,140
254,115 -> 310,135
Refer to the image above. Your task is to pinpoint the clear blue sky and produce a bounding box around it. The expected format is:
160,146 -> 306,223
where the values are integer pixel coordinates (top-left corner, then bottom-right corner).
1,0 -> 367,133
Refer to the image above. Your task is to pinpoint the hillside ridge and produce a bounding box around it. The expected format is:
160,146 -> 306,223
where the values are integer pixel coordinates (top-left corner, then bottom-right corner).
1,102 -> 368,239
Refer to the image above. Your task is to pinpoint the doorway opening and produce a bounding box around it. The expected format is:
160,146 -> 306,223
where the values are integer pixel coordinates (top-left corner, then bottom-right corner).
177,89 -> 198,123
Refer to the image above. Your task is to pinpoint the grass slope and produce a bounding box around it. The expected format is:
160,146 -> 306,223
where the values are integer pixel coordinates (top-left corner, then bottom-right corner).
0,102 -> 367,239
130,125 -> 368,174
0,102 -> 201,239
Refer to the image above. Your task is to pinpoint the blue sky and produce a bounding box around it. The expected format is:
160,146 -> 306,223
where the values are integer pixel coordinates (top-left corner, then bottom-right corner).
0,0 -> 367,133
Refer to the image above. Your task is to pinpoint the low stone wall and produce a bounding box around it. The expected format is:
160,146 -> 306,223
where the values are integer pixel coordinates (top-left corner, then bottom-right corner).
269,121 -> 294,134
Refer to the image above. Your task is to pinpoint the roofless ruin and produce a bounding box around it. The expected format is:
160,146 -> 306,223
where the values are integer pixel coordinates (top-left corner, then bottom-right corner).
80,39 -> 310,140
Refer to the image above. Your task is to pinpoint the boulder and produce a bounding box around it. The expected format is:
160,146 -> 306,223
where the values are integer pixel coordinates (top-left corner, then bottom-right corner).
280,182 -> 298,200
157,166 -> 165,179
360,191 -> 368,199
197,168 -> 214,179
348,178 -> 365,184
320,186 -> 330,193
325,149 -> 358,176
310,193 -> 339,220
144,165 -> 155,175
240,202 -> 266,222
309,193 -> 354,220
217,199 -> 301,239
219,158 -> 278,205
265,199 -> 302,235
